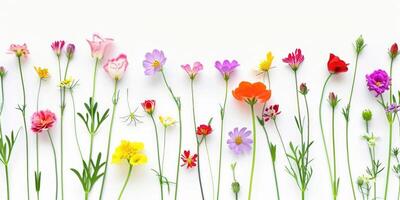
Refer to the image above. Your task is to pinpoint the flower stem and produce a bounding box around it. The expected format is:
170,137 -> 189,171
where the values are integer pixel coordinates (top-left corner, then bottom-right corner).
47,131 -> 58,200
92,58 -> 99,100
17,56 -> 30,200
272,120 -> 295,174
216,79 -> 229,200
5,164 -> 10,200
118,165 -> 133,200
161,127 -> 167,172
35,78 -> 41,200
160,70 -> 182,200
248,104 -> 257,200
191,79 -> 205,200
205,138 -> 215,200
318,74 -> 334,198
150,114 -> 164,200
331,105 -> 337,200
70,91 -> 83,160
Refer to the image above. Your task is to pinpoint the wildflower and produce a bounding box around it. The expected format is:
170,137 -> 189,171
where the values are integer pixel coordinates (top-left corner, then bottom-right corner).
87,33 -> 113,60
362,134 -> 377,147
215,60 -> 240,80
389,43 -> 398,59
181,62 -> 203,79
362,109 -> 372,121
112,140 -> 147,166
327,53 -> 349,74
366,69 -> 390,96
143,49 -> 166,76
31,110 -> 57,133
8,43 -> 29,57
328,92 -> 339,108
282,49 -> 304,71
387,103 -> 400,113
66,43 -> 75,59
59,77 -> 74,88
196,124 -> 212,136
0,66 -> 7,78
354,35 -> 366,54
299,83 -> 309,95
180,150 -> 198,169
263,104 -> 281,122
141,100 -> 155,115
259,51 -> 274,72
227,127 -> 253,155
232,81 -> 271,105
103,54 -> 128,81
51,40 -> 65,56
34,66 -> 49,79
159,116 -> 176,128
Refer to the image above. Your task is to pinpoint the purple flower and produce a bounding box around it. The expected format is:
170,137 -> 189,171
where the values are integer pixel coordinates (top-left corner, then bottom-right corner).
366,69 -> 391,97
387,103 -> 400,113
66,43 -> 75,59
215,60 -> 239,80
143,49 -> 166,76
227,127 -> 253,155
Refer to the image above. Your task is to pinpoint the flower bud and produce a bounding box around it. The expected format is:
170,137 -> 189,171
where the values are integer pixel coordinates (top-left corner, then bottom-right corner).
390,43 -> 398,59
362,109 -> 372,121
357,176 -> 364,187
299,83 -> 309,95
0,66 -> 7,78
328,92 -> 339,108
231,181 -> 240,194
354,35 -> 366,54
66,43 -> 75,59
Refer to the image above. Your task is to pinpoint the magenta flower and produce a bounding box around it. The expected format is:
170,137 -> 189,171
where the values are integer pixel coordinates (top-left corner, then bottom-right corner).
103,54 -> 128,81
8,43 -> 29,57
87,33 -> 113,60
181,62 -> 203,79
282,49 -> 304,71
66,43 -> 75,59
263,104 -> 281,122
143,49 -> 166,76
31,110 -> 57,133
51,40 -> 65,56
366,69 -> 391,97
215,60 -> 239,80
227,127 -> 253,155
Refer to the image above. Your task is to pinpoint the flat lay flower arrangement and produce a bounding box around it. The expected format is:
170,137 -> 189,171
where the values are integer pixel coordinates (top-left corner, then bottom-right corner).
0,34 -> 400,200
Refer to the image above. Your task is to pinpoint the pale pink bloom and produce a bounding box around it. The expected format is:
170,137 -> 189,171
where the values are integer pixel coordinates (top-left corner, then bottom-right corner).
8,43 -> 29,57
51,40 -> 65,56
87,33 -> 113,60
103,54 -> 128,80
31,110 -> 57,133
181,62 -> 203,79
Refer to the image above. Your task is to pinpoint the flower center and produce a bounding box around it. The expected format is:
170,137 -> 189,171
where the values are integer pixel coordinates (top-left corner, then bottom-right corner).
187,157 -> 192,165
152,60 -> 160,68
375,81 -> 382,87
235,136 -> 243,145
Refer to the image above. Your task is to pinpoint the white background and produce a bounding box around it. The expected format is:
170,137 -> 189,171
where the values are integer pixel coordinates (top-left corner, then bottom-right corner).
0,0 -> 400,199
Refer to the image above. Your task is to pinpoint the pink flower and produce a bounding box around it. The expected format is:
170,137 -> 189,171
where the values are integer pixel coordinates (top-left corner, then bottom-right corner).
282,49 -> 304,71
51,40 -> 65,56
181,62 -> 203,79
31,110 -> 57,133
87,33 -> 113,60
103,54 -> 128,80
8,43 -> 29,57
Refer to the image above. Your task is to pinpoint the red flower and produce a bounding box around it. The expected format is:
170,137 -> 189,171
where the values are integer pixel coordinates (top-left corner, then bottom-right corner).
263,104 -> 281,122
390,43 -> 398,59
196,124 -> 213,136
141,100 -> 155,114
31,110 -> 57,133
180,150 -> 198,169
327,53 -> 349,74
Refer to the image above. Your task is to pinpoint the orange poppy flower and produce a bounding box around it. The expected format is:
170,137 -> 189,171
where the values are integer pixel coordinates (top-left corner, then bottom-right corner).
232,81 -> 271,104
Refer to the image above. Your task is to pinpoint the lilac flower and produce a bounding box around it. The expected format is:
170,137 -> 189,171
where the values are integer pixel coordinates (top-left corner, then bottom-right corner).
387,103 -> 400,113
215,60 -> 239,80
66,43 -> 75,59
366,69 -> 391,97
181,62 -> 203,79
227,127 -> 253,155
143,49 -> 166,76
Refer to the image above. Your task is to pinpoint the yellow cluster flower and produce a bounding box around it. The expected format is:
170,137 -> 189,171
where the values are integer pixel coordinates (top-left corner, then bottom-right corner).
259,51 -> 274,72
159,115 -> 176,128
34,66 -> 49,79
112,140 -> 148,166
59,77 -> 73,88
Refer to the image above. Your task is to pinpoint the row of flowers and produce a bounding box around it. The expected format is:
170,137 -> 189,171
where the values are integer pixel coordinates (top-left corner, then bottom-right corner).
0,34 -> 398,200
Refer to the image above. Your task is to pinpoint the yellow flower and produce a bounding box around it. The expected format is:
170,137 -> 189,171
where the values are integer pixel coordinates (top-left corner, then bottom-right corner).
59,77 -> 73,88
112,140 -> 147,167
34,66 -> 49,79
259,51 -> 274,72
159,115 -> 176,128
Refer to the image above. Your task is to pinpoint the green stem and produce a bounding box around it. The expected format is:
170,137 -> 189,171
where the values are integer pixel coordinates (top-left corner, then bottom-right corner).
0,76 -> 4,117
384,120 -> 394,200
99,80 -> 118,200
196,139 -> 205,200
118,165 -> 133,200
150,114 -> 164,200
216,79 -> 228,200
318,74 -> 334,198
17,56 -> 30,200
70,91 -> 83,160
48,131 -> 58,200
205,138 -> 215,200
397,179 -> 400,200
161,127 -> 167,172
294,71 -> 302,135
36,78 -> 41,200
60,89 -> 65,200
5,164 -> 10,200
272,120 -> 296,175
92,58 -> 100,100
248,104 -> 257,200
304,94 -> 311,165
272,161 -> 281,200
63,58 -> 71,80
332,106 -> 337,200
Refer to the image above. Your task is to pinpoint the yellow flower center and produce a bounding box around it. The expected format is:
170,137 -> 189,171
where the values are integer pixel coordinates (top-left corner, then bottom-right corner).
187,157 -> 192,165
375,81 -> 382,87
152,60 -> 161,68
235,136 -> 243,145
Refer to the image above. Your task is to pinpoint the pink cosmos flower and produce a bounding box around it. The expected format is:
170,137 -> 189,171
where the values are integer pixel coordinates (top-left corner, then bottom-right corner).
282,49 -> 304,71
8,43 -> 29,57
87,33 -> 113,60
31,110 -> 57,133
181,62 -> 203,79
103,54 -> 128,80
143,49 -> 166,75
51,40 -> 65,56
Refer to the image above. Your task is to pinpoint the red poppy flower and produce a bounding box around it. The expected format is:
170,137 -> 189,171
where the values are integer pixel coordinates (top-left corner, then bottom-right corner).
180,150 -> 198,169
141,100 -> 155,114
196,124 -> 213,136
232,81 -> 271,105
327,53 -> 349,74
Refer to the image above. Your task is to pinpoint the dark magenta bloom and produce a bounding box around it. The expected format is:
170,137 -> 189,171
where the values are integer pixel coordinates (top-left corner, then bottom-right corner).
215,60 -> 239,80
366,69 -> 391,97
